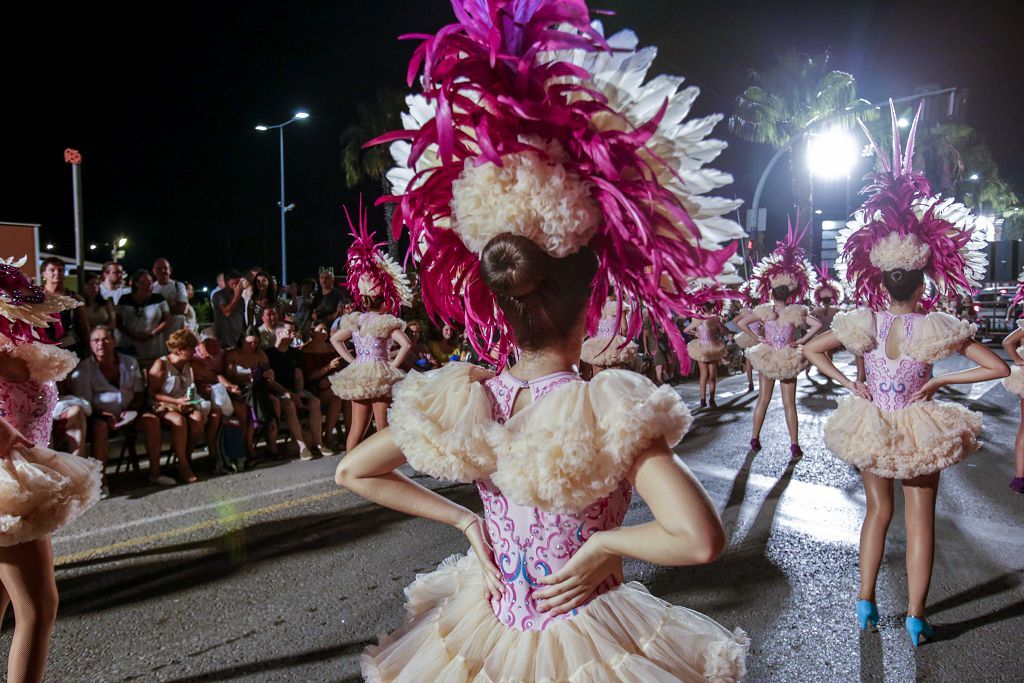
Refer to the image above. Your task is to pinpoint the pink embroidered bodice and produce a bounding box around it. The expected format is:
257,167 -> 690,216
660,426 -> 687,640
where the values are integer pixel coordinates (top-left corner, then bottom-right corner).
763,318 -> 795,349
352,314 -> 391,363
595,315 -> 619,338
0,380 -> 56,447
478,371 -> 632,632
863,311 -> 930,412
697,321 -> 721,345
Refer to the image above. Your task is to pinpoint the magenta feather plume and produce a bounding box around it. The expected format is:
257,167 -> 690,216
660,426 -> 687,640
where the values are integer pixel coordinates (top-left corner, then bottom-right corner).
839,100 -> 986,309
749,215 -> 818,303
342,196 -> 411,316
0,260 -> 64,345
368,0 -> 739,368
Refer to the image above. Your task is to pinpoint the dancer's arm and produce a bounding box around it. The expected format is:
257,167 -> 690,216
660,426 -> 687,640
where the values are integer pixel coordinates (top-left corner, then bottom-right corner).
795,315 -> 822,344
335,428 -> 504,599
1002,327 -> 1024,365
329,328 -> 356,364
736,313 -> 764,342
682,318 -> 699,335
535,439 -> 725,615
911,341 -> 1009,401
803,332 -> 872,399
390,329 -> 412,369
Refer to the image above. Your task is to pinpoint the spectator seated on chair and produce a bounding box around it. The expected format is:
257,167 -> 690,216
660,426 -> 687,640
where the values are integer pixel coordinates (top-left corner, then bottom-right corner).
148,328 -> 219,484
266,319 -> 325,459
300,323 -> 345,452
72,325 -> 175,496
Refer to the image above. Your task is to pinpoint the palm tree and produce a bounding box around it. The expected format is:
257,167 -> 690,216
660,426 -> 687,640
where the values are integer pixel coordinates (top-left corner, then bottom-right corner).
730,50 -> 872,257
339,87 -> 408,258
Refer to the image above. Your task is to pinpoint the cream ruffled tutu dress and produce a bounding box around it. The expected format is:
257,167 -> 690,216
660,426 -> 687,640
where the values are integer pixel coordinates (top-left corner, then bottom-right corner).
329,312 -> 406,401
744,304 -> 808,380
687,320 -> 727,363
1003,319 -> 1024,397
825,308 -> 981,479
0,340 -> 102,546
580,300 -> 638,368
363,363 -> 749,682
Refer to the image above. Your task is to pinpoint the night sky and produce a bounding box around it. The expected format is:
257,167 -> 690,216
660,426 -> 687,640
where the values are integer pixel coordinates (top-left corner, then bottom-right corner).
3,0 -> 1021,288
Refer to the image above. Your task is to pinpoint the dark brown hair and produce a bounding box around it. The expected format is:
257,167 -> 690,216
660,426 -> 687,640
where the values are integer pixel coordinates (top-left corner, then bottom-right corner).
771,284 -> 792,302
479,233 -> 597,351
882,269 -> 924,302
361,294 -> 385,312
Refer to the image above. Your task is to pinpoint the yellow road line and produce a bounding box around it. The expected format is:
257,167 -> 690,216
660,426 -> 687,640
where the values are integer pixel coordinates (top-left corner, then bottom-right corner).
55,489 -> 348,567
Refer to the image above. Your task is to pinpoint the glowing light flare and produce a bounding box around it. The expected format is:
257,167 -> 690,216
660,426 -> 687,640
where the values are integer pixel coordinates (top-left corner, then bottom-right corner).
976,215 -> 996,242
293,111 -> 310,119
808,129 -> 860,179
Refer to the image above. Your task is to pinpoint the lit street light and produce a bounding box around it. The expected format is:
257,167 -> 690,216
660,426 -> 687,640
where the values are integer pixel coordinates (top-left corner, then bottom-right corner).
89,244 -> 97,250
254,110 -> 310,285
808,129 -> 860,179
46,243 -> 54,250
969,173 -> 980,181
897,117 -> 910,128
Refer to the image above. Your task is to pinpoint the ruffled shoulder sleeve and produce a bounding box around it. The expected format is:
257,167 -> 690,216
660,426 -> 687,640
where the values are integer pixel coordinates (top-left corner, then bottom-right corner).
1017,319 -> 1024,332
388,362 -> 496,483
779,304 -> 808,326
752,304 -> 775,322
830,307 -> 877,354
489,370 -> 692,514
0,338 -> 79,384
361,313 -> 406,338
905,312 -> 977,363
337,312 -> 361,334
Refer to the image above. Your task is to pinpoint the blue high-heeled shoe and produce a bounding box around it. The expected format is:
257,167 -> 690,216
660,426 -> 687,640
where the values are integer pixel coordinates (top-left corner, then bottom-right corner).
856,600 -> 879,630
905,615 -> 934,647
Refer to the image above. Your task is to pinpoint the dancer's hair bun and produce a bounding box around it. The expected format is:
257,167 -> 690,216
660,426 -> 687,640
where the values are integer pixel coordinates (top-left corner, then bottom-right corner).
481,234 -> 546,299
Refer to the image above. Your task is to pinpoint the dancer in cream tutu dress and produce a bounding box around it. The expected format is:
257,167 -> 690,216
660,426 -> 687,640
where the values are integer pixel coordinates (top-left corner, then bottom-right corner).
329,200 -> 413,452
804,103 -> 1008,646
336,3 -> 749,680
804,264 -> 844,380
684,289 -> 730,408
0,256 -> 102,682
730,283 -> 759,392
999,273 -> 1024,493
737,221 -> 822,455
580,294 -> 638,374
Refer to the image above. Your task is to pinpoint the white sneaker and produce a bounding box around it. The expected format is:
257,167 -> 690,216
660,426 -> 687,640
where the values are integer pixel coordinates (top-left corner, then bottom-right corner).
150,475 -> 177,486
100,485 -> 111,500
299,446 -> 314,461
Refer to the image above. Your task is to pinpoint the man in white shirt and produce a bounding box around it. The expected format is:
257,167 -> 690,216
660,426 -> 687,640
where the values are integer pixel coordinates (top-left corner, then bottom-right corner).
153,257 -> 189,333
71,325 -> 175,495
99,261 -> 131,305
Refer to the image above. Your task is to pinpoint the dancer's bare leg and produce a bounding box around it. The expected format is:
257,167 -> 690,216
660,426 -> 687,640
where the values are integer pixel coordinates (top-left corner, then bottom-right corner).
858,472 -> 894,604
346,400 -> 372,453
904,472 -> 940,618
751,374 -> 775,441
780,378 -> 798,445
1015,398 -> 1024,478
698,363 -> 708,403
708,362 -> 718,404
372,399 -> 390,431
0,538 -> 58,683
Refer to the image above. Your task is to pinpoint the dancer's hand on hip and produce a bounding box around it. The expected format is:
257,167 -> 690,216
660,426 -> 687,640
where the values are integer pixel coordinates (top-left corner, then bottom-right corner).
534,532 -> 618,616
0,416 -> 32,457
460,516 -> 504,601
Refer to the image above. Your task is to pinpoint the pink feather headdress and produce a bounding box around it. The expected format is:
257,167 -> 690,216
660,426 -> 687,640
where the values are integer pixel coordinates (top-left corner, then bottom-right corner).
1010,271 -> 1024,318
813,262 -> 844,305
370,0 -> 742,367
342,198 -> 412,315
749,217 -> 818,303
688,282 -> 736,318
837,101 -> 986,309
0,256 -> 80,345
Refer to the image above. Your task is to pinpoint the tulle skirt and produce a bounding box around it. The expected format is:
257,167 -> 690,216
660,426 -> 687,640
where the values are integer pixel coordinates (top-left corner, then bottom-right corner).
745,344 -> 805,380
580,336 -> 638,368
1004,366 -> 1024,398
0,445 -> 102,546
733,332 -> 758,350
362,553 -> 749,683
329,361 -> 405,401
824,396 -> 982,479
687,339 -> 727,364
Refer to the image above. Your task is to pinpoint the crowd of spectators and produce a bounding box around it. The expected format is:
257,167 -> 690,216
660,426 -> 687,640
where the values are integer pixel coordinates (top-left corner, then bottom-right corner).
38,257 -> 479,499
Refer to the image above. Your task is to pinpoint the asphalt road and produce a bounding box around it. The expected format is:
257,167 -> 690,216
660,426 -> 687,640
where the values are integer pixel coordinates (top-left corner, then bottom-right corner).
10,351 -> 1024,681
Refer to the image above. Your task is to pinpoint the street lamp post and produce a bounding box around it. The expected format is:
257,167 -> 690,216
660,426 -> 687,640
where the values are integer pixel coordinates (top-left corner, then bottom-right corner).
254,111 -> 309,285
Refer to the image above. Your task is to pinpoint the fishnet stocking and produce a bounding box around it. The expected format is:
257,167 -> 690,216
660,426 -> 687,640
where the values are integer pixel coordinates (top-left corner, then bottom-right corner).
0,538 -> 57,683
